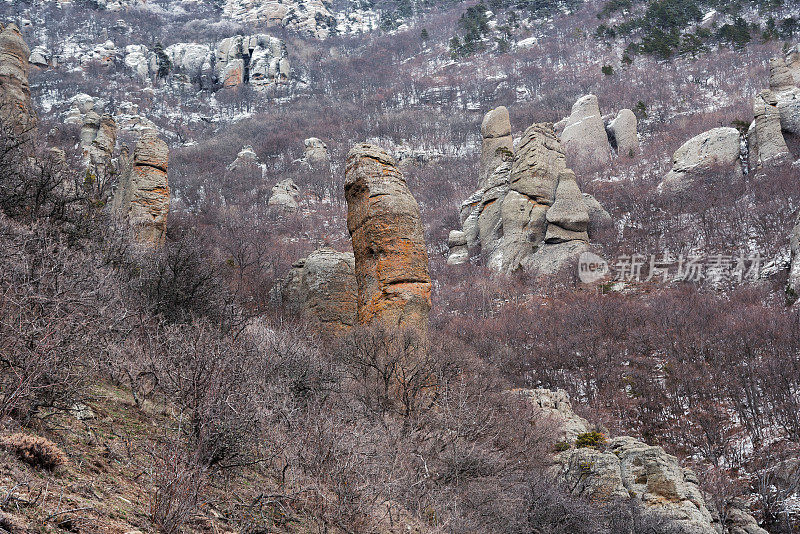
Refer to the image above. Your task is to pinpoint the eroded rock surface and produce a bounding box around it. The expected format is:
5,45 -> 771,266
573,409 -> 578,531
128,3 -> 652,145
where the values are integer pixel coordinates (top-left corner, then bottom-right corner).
268,178 -> 300,213
0,23 -> 33,132
479,106 -> 514,188
607,108 -> 639,157
282,248 -> 357,334
752,90 -> 791,167
112,131 -> 170,247
517,388 -> 767,534
560,94 -> 611,165
448,109 -> 607,276
659,127 -> 743,195
304,137 -> 330,168
345,144 -> 431,331
124,35 -> 289,90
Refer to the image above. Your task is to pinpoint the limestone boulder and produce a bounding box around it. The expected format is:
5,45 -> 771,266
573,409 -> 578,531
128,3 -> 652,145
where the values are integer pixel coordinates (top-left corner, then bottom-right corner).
659,127 -> 743,195
513,388 -> 590,442
607,108 -> 639,157
508,123 -> 566,205
560,95 -> 611,165
448,110 -> 609,278
29,46 -> 49,68
345,144 -> 431,331
282,248 -> 357,334
112,131 -> 170,247
268,178 -> 300,213
479,106 -> 514,187
0,24 -> 33,132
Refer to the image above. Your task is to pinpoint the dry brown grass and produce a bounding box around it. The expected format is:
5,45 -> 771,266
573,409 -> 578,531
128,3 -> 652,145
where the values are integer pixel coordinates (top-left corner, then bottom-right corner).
0,433 -> 67,471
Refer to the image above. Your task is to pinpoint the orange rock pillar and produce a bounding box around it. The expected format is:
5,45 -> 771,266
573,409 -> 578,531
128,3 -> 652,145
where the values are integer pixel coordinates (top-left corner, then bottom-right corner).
344,143 -> 431,332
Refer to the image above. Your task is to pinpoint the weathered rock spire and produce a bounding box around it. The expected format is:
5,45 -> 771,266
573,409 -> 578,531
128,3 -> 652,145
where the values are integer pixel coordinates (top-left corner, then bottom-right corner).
344,143 -> 431,332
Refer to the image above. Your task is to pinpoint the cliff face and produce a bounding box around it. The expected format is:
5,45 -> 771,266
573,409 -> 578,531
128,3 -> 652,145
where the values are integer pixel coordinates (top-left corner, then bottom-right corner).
112,131 -> 170,247
0,23 -> 34,133
344,143 -> 431,332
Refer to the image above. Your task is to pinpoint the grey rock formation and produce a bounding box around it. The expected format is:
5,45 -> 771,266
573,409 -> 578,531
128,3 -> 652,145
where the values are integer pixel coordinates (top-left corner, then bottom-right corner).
345,143 -> 431,332
583,193 -> 612,238
751,90 -> 791,167
479,106 -> 514,187
545,170 -> 589,243
216,34 -> 289,88
768,50 -> 800,140
659,127 -> 743,195
448,109 -> 609,276
222,0 -> 337,39
607,108 -> 639,157
123,35 -> 289,90
446,230 -> 468,265
29,46 -> 49,68
304,137 -> 330,168
560,95 -> 611,165
268,178 -> 300,213
0,23 -> 33,133
282,247 -> 357,334
112,131 -> 170,247
517,388 -> 767,534
80,111 -> 117,185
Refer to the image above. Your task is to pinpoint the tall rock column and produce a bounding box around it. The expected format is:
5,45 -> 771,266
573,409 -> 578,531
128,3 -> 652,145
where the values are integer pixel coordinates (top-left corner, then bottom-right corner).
479,106 -> 513,188
0,23 -> 33,133
752,90 -> 790,167
112,131 -> 170,247
344,144 -> 431,332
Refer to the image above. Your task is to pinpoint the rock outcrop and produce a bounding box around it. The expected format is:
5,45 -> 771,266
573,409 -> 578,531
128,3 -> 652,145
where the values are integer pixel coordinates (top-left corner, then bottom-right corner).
517,389 -> 768,534
0,23 -> 33,133
659,127 -> 743,195
268,178 -> 300,213
79,109 -> 117,185
560,95 -> 611,165
751,90 -> 791,166
344,144 -> 431,331
112,131 -> 170,247
216,34 -> 290,88
222,0 -> 337,39
479,106 -> 514,187
448,109 -> 608,276
282,248 -> 357,334
124,35 -> 290,90
607,108 -> 639,157
303,137 -> 330,168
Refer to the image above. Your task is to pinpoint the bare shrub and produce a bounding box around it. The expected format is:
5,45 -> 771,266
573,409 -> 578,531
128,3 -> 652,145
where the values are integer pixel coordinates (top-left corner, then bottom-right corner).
0,433 -> 67,470
148,437 -> 206,534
